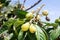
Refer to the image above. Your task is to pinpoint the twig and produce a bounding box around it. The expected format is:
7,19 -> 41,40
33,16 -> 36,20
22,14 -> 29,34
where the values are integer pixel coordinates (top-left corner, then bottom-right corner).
23,0 -> 27,5
25,0 -> 42,11
36,4 -> 45,15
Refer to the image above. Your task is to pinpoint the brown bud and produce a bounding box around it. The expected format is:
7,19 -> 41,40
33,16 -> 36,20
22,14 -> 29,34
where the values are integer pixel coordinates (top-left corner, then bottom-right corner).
46,16 -> 50,21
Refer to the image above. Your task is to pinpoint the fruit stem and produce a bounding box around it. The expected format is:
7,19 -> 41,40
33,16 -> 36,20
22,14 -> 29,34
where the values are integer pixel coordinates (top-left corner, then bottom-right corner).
36,4 -> 45,15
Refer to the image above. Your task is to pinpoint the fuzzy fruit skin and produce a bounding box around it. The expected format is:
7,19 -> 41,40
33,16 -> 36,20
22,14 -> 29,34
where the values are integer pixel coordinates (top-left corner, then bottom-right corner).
29,24 -> 36,33
42,10 -> 48,16
37,15 -> 40,20
0,4 -> 3,8
21,22 -> 30,31
26,12 -> 33,20
0,4 -> 2,7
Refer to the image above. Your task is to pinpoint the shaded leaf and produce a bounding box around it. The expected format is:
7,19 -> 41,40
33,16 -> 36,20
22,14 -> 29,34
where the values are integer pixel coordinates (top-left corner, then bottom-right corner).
18,30 -> 24,40
50,26 -> 60,40
25,32 -> 37,40
0,25 -> 8,34
15,10 -> 28,19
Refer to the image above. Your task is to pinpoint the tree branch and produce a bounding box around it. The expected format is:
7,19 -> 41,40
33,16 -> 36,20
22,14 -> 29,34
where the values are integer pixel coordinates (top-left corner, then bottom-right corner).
25,0 -> 42,11
23,0 -> 27,5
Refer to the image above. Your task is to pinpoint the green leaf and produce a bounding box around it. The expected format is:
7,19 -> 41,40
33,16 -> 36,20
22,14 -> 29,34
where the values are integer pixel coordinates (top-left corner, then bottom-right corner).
26,32 -> 37,40
18,30 -> 24,40
35,25 -> 47,40
41,28 -> 49,40
0,0 -> 5,3
5,18 -> 16,29
13,26 -> 18,36
50,26 -> 60,40
0,25 -> 8,34
15,10 -> 28,19
5,18 -> 16,27
3,18 -> 16,33
13,19 -> 24,28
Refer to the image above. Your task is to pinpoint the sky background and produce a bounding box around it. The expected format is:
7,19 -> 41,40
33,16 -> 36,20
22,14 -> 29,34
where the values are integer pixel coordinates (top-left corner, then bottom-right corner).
11,0 -> 60,22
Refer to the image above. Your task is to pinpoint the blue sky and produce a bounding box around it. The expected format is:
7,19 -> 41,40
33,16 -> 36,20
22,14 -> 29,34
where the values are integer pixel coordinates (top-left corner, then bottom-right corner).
11,0 -> 60,22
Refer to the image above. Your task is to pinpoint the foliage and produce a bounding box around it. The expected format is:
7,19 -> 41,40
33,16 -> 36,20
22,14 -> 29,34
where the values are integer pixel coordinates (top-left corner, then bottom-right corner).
0,0 -> 60,40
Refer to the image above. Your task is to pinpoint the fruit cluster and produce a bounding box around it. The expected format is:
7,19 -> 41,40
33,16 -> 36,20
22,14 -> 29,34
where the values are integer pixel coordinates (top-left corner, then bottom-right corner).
21,22 -> 36,33
21,9 -> 49,33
